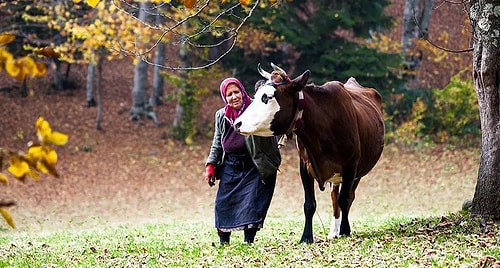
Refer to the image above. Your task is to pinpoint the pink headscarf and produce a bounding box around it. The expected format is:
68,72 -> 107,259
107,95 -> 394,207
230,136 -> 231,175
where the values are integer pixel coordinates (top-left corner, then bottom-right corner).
220,77 -> 252,125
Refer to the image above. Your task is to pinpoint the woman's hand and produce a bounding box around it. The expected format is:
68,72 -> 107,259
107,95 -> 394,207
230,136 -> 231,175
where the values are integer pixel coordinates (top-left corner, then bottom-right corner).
204,164 -> 216,187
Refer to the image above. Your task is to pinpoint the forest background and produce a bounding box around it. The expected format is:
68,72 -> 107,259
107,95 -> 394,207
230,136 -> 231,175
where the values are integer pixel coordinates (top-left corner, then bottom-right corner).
0,0 -> 480,234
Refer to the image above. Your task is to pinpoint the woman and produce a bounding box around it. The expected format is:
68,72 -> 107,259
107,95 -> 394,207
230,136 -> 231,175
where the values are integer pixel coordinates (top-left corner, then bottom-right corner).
204,77 -> 281,245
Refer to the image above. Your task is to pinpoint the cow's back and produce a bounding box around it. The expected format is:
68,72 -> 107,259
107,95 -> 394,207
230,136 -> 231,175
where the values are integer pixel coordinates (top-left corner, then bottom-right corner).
344,79 -> 385,178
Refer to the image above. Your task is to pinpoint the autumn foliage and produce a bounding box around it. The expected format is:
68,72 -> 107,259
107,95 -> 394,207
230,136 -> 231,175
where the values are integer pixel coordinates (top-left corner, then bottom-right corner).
82,0 -> 262,9
0,117 -> 68,228
0,34 -> 46,82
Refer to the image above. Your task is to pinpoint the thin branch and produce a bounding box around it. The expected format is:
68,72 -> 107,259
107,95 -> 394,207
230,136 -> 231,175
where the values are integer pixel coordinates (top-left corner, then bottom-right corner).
435,0 -> 470,9
112,0 -> 212,57
187,3 -> 241,40
113,0 -> 261,70
413,0 -> 472,54
423,38 -> 473,53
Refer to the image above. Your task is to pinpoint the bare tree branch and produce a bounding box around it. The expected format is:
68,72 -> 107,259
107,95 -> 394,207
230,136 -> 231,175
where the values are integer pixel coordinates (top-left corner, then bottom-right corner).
423,37 -> 473,53
110,0 -> 261,70
414,0 -> 473,54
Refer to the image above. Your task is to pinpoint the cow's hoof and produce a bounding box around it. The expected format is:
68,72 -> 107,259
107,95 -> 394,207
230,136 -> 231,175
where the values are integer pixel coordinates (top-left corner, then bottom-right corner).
299,238 -> 314,244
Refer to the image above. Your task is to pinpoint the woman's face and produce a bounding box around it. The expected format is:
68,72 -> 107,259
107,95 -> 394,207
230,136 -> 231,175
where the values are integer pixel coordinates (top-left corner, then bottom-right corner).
225,83 -> 243,110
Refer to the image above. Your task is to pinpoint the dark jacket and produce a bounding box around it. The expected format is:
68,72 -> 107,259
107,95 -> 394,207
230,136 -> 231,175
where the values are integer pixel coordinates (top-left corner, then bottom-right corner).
206,108 -> 281,179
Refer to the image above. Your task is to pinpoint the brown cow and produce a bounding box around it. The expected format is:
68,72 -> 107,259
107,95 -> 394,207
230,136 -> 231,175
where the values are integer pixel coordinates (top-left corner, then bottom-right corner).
234,64 -> 385,243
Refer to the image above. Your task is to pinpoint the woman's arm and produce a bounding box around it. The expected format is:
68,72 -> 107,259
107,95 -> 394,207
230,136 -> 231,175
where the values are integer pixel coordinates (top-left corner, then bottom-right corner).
206,109 -> 224,166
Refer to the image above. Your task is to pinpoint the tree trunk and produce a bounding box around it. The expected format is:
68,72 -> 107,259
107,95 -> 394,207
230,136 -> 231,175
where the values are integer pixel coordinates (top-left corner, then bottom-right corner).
95,54 -> 103,130
131,59 -> 149,120
130,1 -> 158,124
53,58 -> 63,91
470,0 -> 500,219
173,33 -> 188,129
150,14 -> 165,106
86,57 -> 96,107
401,0 -> 435,88
20,78 -> 28,97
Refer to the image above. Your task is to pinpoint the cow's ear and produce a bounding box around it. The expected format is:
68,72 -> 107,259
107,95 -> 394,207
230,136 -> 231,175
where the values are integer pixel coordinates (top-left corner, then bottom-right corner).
293,70 -> 310,87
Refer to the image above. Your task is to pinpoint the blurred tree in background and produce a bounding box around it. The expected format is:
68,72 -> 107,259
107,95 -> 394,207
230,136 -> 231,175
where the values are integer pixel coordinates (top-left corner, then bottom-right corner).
220,0 -> 404,98
0,0 -> 479,146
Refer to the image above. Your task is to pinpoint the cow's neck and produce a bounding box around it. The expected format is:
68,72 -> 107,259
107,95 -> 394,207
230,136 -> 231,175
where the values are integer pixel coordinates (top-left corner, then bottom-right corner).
292,89 -> 328,182
284,90 -> 305,139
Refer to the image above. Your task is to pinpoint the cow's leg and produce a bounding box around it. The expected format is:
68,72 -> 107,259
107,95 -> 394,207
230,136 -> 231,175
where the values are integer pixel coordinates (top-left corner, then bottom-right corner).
338,166 -> 356,236
299,161 -> 316,243
328,183 -> 341,239
348,179 -> 360,214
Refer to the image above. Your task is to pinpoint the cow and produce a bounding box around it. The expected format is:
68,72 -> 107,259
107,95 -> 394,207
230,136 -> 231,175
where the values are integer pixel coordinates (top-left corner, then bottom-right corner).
234,63 -> 385,243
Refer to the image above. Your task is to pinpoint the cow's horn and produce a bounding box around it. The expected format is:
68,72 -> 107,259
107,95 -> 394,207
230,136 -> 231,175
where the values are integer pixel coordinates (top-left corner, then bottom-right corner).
271,62 -> 287,76
258,63 -> 271,80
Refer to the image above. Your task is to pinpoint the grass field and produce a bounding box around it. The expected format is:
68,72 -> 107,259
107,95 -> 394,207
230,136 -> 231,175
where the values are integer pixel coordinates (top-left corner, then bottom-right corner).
2,142 -> 497,267
1,212 -> 498,267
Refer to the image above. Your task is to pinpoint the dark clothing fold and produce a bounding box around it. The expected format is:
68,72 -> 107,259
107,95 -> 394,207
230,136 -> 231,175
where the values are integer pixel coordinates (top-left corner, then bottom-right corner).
215,153 -> 277,232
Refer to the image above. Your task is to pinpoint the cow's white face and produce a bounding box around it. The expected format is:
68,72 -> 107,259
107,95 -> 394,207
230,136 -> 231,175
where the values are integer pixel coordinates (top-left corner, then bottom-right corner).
234,84 -> 280,137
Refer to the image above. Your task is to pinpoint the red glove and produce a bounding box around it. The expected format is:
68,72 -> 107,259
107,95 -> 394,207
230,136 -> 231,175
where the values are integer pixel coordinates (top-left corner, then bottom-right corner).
205,164 -> 216,187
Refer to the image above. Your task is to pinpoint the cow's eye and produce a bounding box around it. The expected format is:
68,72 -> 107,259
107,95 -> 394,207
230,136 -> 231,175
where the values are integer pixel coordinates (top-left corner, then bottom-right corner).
261,94 -> 271,104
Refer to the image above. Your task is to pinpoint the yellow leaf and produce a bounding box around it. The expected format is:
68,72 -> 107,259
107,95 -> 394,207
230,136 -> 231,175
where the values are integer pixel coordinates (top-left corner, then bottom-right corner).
0,208 -> 15,228
14,68 -> 27,81
28,145 -> 58,168
20,56 -> 45,78
21,56 -> 37,74
35,62 -> 47,76
36,116 -> 45,129
35,117 -> 68,146
43,147 -> 58,165
5,59 -> 20,77
5,58 -> 28,81
240,0 -> 252,5
36,117 -> 52,143
0,48 -> 13,62
0,173 -> 8,185
86,0 -> 100,8
7,156 -> 30,179
0,34 -> 15,45
27,145 -> 43,161
39,160 -> 59,178
47,132 -> 69,146
36,161 -> 50,174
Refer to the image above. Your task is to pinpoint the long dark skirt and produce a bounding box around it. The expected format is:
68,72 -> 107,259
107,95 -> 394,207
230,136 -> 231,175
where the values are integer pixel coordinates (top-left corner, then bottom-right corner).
215,153 -> 276,232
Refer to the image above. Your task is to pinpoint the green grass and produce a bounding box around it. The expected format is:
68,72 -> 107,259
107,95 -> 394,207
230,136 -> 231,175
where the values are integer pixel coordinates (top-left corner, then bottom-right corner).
0,212 -> 498,267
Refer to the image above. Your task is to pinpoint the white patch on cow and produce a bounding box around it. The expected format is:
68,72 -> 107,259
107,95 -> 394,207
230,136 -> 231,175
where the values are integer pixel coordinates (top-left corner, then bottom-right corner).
328,217 -> 341,239
235,85 -> 280,136
328,181 -> 342,239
